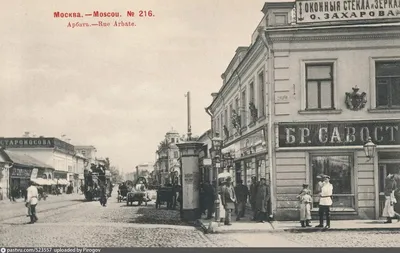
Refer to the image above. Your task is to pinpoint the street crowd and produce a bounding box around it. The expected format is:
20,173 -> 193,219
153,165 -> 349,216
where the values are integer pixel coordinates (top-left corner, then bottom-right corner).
200,176 -> 271,226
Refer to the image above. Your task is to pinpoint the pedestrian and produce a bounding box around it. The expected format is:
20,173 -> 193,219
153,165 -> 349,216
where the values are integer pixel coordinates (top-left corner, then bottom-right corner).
249,176 -> 258,221
199,182 -> 206,216
316,175 -> 333,229
255,178 -> 270,223
221,177 -> 236,226
234,180 -> 248,221
297,184 -> 312,227
393,167 -> 400,214
203,181 -> 215,219
382,174 -> 400,223
217,179 -> 226,223
26,181 -> 39,224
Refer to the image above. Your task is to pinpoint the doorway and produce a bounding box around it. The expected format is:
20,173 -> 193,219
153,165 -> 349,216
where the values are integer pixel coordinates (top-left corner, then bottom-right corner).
377,152 -> 400,217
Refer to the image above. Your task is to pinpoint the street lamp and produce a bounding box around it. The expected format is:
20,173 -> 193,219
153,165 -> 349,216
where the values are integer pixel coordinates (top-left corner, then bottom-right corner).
364,137 -> 376,161
211,133 -> 223,222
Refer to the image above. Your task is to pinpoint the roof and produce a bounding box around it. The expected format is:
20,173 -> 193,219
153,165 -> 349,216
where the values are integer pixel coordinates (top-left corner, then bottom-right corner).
3,150 -> 54,169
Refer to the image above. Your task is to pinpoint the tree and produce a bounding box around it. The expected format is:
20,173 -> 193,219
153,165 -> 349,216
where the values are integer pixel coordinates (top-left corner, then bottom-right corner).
109,166 -> 123,183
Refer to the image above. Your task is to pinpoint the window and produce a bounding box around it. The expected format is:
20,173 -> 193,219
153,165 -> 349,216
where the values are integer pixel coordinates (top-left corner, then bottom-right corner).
174,151 -> 179,158
171,138 -> 175,143
249,82 -> 255,104
235,97 -> 239,113
311,155 -> 354,210
224,109 -> 228,135
305,64 -> 334,110
81,150 -> 86,156
229,104 -> 233,132
274,14 -> 288,26
258,72 -> 266,117
220,113 -> 224,138
375,61 -> 400,108
241,90 -> 247,126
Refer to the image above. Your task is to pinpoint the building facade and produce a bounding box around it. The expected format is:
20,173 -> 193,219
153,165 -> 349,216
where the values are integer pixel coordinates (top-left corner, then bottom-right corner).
207,26 -> 269,188
207,0 -> 400,220
0,137 -> 75,188
155,129 -> 181,186
75,145 -> 97,165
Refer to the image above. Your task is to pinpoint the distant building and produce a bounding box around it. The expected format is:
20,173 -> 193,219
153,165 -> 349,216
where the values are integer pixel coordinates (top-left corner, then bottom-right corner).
74,145 -> 97,165
155,129 -> 181,186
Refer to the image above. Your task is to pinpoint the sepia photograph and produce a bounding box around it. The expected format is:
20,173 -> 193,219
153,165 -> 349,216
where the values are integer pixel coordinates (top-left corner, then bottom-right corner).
1,0 -> 400,249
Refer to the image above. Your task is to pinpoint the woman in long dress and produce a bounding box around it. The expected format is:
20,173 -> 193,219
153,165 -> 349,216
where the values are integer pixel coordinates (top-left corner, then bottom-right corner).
218,178 -> 226,222
382,174 -> 400,223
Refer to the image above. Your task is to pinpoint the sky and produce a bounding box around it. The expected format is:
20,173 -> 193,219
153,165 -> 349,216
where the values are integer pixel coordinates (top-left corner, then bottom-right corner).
0,0 -> 271,172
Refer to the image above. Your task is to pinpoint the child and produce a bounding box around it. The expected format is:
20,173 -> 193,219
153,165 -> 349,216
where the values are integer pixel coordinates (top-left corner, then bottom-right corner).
297,184 -> 313,227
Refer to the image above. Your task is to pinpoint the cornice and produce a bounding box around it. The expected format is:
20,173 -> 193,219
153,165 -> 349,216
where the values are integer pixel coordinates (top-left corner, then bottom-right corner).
212,40 -> 267,112
208,36 -> 264,112
270,32 -> 400,42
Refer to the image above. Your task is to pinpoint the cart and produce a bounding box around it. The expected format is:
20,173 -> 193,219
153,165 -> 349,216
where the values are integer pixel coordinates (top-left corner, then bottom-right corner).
155,186 -> 174,209
126,177 -> 150,206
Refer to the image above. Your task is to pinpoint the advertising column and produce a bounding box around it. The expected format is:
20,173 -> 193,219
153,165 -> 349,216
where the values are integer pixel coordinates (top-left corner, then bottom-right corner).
176,141 -> 204,221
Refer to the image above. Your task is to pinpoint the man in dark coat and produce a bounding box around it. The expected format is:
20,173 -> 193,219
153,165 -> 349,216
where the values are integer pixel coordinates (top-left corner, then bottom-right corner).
255,178 -> 270,223
234,180 -> 249,221
203,181 -> 215,219
249,176 -> 258,221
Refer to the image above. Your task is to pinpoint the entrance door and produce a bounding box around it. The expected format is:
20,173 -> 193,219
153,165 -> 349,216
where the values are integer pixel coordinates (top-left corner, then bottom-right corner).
378,163 -> 400,217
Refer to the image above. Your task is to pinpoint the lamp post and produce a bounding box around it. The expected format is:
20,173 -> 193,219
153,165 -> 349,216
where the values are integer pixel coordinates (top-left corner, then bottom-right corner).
364,137 -> 376,161
211,133 -> 223,222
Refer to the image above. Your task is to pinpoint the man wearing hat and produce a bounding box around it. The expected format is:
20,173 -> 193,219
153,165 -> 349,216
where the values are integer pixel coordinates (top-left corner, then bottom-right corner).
316,175 -> 333,229
221,177 -> 236,225
255,178 -> 270,223
26,180 -> 39,224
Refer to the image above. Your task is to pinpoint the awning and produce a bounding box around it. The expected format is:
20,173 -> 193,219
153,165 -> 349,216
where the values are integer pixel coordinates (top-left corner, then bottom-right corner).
32,178 -> 49,186
57,179 -> 69,185
49,179 -> 58,185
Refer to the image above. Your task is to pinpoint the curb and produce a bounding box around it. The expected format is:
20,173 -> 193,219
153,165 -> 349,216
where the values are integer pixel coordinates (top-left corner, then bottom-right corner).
284,227 -> 400,233
196,220 -> 400,234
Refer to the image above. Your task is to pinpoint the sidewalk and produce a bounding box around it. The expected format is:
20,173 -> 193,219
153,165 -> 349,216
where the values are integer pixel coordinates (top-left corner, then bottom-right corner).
198,208 -> 400,234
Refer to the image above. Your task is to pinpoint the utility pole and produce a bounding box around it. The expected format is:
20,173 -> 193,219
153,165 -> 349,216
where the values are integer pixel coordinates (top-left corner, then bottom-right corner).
185,91 -> 192,141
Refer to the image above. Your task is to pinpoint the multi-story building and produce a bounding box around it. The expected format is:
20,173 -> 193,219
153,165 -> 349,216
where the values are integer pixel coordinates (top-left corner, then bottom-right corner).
0,137 -> 75,188
155,129 -> 181,185
197,129 -> 213,183
206,21 -> 269,188
74,145 -> 97,165
207,0 -> 400,221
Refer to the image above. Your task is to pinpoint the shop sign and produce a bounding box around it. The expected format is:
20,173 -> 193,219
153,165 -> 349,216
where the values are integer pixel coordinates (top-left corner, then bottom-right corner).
296,0 -> 400,23
11,167 -> 33,178
54,171 -> 68,179
0,137 -> 75,154
278,121 -> 400,147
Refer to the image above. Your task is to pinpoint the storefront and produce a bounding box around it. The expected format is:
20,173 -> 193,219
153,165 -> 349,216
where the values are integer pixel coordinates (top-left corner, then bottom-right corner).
275,120 -> 400,220
229,127 -> 268,187
10,167 -> 33,194
54,170 -> 69,192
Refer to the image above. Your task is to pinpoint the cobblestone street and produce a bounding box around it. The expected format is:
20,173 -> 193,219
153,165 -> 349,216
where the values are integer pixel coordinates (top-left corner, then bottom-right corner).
0,191 -> 246,247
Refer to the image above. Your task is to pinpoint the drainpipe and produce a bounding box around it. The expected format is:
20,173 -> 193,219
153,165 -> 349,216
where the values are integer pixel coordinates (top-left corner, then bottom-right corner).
258,27 -> 276,218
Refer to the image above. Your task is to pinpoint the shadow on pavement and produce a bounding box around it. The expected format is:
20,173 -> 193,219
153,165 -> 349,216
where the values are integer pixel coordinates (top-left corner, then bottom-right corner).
128,206 -> 189,226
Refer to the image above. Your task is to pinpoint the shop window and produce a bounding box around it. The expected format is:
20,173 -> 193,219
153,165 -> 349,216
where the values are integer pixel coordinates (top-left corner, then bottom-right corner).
375,61 -> 400,108
310,154 -> 355,210
305,63 -> 334,110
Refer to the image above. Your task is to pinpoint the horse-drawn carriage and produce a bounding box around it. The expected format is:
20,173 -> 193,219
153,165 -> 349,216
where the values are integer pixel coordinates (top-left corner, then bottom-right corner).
126,177 -> 151,206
